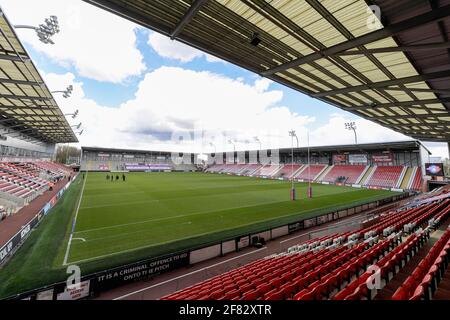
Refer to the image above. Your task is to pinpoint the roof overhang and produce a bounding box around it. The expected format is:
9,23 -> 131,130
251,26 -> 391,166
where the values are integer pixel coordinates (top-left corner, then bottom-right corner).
0,7 -> 78,144
83,0 -> 450,142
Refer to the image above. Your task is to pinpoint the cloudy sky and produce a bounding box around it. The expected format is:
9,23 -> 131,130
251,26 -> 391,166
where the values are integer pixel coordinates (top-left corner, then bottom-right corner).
1,0 -> 448,159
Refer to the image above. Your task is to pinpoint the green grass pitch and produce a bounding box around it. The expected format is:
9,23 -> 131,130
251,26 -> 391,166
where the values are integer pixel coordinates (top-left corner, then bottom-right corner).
65,172 -> 395,265
0,172 -> 397,298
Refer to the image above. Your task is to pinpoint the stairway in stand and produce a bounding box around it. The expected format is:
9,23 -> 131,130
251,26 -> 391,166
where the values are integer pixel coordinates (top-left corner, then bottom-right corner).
374,219 -> 450,300
433,265 -> 450,299
374,237 -> 437,300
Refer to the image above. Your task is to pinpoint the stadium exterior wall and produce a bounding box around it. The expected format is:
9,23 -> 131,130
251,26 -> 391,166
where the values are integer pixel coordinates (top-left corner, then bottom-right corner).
5,190 -> 410,300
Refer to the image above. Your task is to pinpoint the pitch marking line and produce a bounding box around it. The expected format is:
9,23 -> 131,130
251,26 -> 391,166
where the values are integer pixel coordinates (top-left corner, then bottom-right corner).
68,188 -> 390,264
78,181 -> 355,210
74,189 -> 365,236
67,196 -> 373,264
70,192 -> 390,250
63,172 -> 88,266
113,246 -> 268,300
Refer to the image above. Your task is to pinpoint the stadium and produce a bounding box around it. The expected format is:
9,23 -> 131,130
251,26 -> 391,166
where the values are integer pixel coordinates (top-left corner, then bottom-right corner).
0,0 -> 450,307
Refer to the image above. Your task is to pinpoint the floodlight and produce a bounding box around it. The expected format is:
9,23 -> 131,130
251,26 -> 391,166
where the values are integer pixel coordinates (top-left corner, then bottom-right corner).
15,15 -> 60,45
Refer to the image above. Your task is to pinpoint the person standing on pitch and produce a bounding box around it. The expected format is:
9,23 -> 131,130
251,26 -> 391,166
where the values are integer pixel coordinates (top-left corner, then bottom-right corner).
122,174 -> 126,182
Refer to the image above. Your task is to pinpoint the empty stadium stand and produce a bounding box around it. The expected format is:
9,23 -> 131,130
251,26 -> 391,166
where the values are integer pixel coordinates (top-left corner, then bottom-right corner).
295,164 -> 327,182
410,168 -> 423,192
392,225 -> 450,300
161,188 -> 450,301
254,165 -> 282,177
273,164 -> 303,179
322,165 -> 367,184
0,161 -> 72,213
206,163 -> 425,191
364,166 -> 404,189
224,164 -> 248,175
239,164 -> 262,176
205,164 -> 226,173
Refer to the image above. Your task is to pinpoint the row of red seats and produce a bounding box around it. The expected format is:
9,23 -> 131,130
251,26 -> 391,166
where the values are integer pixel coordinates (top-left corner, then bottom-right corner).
274,164 -> 303,179
164,236 -> 391,301
288,231 -> 354,253
392,228 -> 450,300
296,165 -> 327,181
273,242 -> 374,300
0,173 -> 45,199
0,163 -> 47,186
1,163 -> 37,179
223,164 -> 247,174
254,165 -> 281,177
402,200 -> 450,233
357,200 -> 448,237
334,231 -> 428,300
207,163 -> 421,190
295,237 -> 397,300
240,164 -> 263,176
366,166 -> 403,188
240,242 -> 369,300
410,168 -> 423,191
205,164 -> 225,173
161,193 -> 449,301
30,161 -> 71,177
430,205 -> 450,230
0,180 -> 34,199
322,165 -> 366,184
163,247 -> 346,300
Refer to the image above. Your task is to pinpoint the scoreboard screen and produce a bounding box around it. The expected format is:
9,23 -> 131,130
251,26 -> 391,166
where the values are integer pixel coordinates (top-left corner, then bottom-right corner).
425,163 -> 444,176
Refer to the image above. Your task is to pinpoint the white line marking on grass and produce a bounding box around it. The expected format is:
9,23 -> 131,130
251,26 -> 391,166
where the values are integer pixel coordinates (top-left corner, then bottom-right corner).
80,183 -> 363,211
74,199 -> 291,235
113,247 -> 268,300
67,193 -> 387,264
80,199 -> 160,210
74,191 -> 388,238
72,237 -> 86,242
68,224 -> 268,265
63,172 -> 88,266
83,191 -> 145,198
78,182 -> 290,210
68,189 -> 391,264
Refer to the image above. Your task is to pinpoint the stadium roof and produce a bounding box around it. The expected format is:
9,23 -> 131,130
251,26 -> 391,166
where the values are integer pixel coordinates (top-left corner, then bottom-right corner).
276,139 -> 431,155
0,8 -> 77,144
84,0 -> 449,142
82,140 -> 429,156
81,146 -> 192,155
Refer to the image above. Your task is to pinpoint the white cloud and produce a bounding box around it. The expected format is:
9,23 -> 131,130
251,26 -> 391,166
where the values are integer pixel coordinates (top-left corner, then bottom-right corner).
148,32 -> 225,64
43,67 -> 312,152
306,114 -> 449,160
308,113 -> 408,146
422,142 -> 449,161
43,68 -> 449,159
1,0 -> 145,83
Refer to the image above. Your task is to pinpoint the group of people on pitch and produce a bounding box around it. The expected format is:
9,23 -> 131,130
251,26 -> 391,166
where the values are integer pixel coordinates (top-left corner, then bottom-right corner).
106,174 -> 126,182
